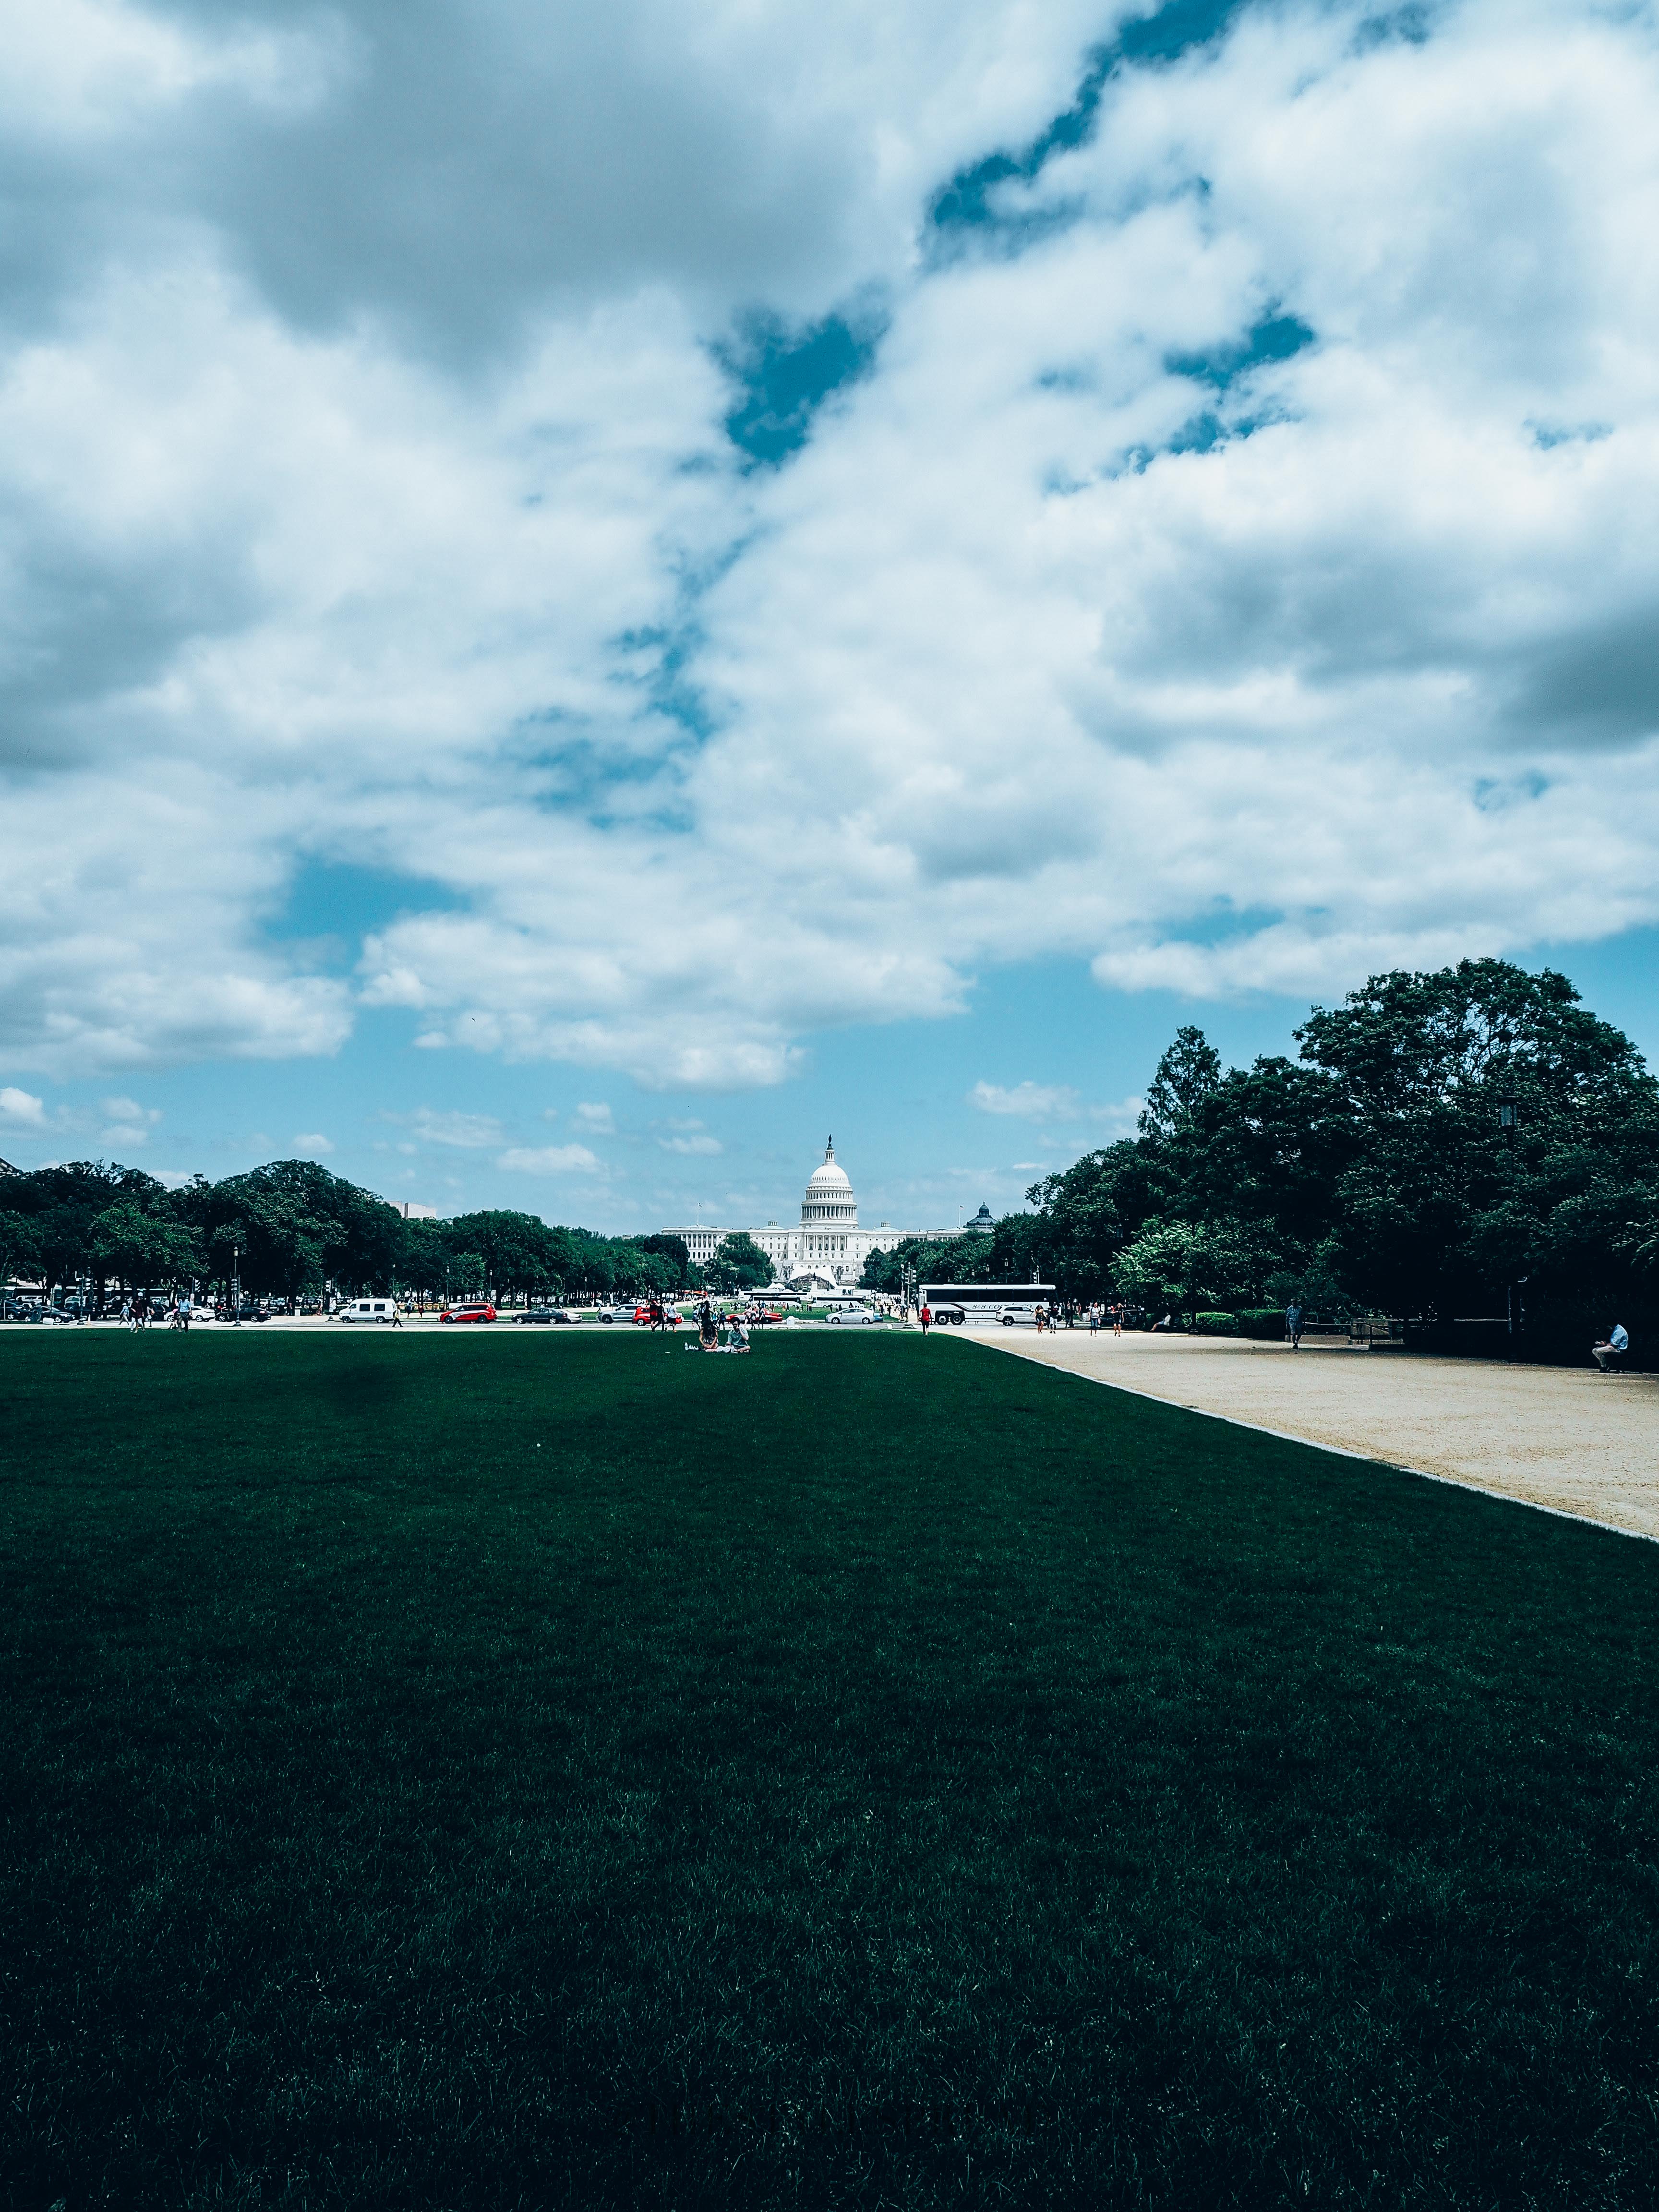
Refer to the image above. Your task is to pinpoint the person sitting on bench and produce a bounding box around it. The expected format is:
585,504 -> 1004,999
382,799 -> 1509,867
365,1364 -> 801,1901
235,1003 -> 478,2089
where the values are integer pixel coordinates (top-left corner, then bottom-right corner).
1592,1321 -> 1630,1372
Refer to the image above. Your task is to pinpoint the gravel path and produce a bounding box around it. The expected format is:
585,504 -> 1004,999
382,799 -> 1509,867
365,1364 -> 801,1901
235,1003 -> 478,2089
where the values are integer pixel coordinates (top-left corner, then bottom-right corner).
970,1330 -> 1659,1541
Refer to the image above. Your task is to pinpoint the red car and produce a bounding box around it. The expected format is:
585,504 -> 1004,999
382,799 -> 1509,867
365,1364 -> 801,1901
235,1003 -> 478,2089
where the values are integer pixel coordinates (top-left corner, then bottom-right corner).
633,1303 -> 682,1326
439,1302 -> 497,1324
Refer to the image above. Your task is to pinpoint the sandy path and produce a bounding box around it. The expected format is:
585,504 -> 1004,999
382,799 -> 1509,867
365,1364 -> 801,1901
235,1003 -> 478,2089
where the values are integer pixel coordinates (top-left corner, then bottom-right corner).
967,1329 -> 1659,1542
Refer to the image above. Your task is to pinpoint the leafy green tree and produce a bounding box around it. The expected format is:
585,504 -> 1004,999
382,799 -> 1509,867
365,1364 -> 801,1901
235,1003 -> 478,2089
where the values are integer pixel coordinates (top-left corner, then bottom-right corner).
637,1233 -> 691,1289
88,1200 -> 205,1291
397,1220 -> 451,1309
0,1207 -> 42,1287
1138,1025 -> 1223,1142
190,1161 -> 407,1302
5,1161 -> 164,1299
446,1250 -> 489,1302
707,1231 -> 770,1292
1111,1219 -> 1266,1323
1024,959 -> 1659,1346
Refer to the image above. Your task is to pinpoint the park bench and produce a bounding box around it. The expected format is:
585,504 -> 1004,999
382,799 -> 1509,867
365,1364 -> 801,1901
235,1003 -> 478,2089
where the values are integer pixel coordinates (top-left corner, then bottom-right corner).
1347,1312 -> 1405,1348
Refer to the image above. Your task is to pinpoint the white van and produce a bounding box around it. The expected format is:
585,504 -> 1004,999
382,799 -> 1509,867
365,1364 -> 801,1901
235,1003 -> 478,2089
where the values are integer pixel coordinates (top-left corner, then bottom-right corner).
340,1297 -> 399,1324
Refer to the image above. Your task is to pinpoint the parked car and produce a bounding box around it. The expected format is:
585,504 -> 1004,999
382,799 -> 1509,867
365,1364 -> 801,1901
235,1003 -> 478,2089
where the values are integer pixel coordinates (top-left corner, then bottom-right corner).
825,1304 -> 883,1325
632,1303 -> 682,1326
746,1307 -> 786,1325
340,1298 -> 399,1325
439,1302 -> 496,1324
595,1304 -> 637,1323
517,1306 -> 577,1324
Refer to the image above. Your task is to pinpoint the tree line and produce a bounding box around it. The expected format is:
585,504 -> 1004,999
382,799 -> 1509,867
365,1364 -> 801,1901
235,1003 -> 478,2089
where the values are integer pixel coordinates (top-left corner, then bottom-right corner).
863,960 -> 1659,1354
0,1158 -> 707,1309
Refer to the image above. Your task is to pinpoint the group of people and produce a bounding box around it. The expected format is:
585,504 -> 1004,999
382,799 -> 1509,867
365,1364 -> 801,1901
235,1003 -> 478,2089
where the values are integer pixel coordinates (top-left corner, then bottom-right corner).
686,1298 -> 750,1354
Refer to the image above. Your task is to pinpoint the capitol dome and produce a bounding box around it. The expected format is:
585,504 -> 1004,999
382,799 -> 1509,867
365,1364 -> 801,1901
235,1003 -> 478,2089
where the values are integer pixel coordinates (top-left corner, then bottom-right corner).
801,1137 -> 857,1227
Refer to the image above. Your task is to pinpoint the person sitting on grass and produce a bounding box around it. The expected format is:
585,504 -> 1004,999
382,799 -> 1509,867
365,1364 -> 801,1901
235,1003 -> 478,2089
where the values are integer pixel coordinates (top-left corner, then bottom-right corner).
698,1300 -> 718,1352
1592,1321 -> 1630,1373
726,1315 -> 750,1355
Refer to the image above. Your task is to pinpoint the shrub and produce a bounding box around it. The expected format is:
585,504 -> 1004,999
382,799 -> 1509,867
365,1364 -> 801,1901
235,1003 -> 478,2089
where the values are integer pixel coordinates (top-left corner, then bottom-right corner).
1193,1311 -> 1240,1336
1237,1309 -> 1287,1339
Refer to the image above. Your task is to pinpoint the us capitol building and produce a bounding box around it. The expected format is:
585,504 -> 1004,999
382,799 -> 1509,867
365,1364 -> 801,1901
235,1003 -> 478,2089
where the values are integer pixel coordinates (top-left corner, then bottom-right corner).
665,1139 -> 992,1290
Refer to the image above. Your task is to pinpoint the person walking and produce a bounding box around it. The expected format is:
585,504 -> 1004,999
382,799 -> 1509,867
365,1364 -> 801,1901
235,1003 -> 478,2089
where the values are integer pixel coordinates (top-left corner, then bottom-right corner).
919,1300 -> 932,1336
1286,1300 -> 1303,1352
391,1301 -> 404,1329
1088,1303 -> 1099,1336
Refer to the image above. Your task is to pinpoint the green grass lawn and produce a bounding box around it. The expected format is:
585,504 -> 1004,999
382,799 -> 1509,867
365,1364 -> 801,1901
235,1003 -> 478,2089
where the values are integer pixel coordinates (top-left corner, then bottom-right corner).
4,1333 -> 1659,2209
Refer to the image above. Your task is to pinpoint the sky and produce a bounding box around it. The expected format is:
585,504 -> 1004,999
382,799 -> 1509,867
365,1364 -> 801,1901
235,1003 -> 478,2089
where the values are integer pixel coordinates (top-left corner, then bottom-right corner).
2,0 -> 1659,1232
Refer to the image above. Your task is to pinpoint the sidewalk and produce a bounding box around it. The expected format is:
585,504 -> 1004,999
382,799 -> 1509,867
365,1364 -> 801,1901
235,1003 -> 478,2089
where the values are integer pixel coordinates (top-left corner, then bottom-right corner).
970,1331 -> 1659,1541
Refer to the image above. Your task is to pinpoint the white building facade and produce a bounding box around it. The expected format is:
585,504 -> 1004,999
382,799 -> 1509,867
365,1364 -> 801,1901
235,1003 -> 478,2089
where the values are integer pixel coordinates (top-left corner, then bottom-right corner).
664,1139 -> 987,1288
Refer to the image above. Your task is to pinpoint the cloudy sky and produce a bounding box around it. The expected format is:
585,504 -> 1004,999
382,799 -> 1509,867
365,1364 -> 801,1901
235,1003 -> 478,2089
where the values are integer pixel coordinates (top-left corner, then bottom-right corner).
3,0 -> 1658,1229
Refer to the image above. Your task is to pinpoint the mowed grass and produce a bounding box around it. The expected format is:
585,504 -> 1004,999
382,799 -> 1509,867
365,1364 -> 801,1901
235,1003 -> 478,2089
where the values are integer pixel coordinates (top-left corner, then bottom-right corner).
4,1334 -> 1659,2210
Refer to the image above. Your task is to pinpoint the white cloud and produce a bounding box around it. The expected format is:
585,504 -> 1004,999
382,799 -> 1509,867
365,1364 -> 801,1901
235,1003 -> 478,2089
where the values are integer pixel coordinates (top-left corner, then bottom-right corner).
658,1131 -> 723,1154
98,1094 -> 164,1145
1090,1095 -> 1143,1137
293,1130 -> 334,1154
2,0 -> 1659,1094
970,1080 -> 1080,1121
386,1108 -> 504,1149
0,1086 -> 47,1126
573,1101 -> 615,1133
496,1142 -> 601,1174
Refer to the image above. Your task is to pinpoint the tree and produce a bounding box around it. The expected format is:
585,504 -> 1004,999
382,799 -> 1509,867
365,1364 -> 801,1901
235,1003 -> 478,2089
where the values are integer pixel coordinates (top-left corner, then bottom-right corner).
1139,1026 -> 1223,1142
707,1231 -> 770,1293
0,1207 -> 42,1288
88,1200 -> 204,1292
1111,1219 -> 1266,1323
192,1161 -> 408,1303
1023,959 -> 1659,1347
637,1233 -> 691,1289
5,1161 -> 166,1300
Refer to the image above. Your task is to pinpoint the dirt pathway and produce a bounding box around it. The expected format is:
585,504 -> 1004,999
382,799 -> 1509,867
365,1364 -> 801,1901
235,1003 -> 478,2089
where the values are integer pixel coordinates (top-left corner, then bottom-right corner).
969,1330 -> 1659,1541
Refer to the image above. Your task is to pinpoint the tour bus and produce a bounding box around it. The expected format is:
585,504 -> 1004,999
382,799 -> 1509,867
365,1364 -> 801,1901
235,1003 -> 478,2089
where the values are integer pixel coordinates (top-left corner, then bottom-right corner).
921,1283 -> 1058,1326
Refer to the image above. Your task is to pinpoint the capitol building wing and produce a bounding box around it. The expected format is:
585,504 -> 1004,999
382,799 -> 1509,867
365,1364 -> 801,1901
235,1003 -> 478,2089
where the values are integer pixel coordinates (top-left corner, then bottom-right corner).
663,1139 -> 988,1289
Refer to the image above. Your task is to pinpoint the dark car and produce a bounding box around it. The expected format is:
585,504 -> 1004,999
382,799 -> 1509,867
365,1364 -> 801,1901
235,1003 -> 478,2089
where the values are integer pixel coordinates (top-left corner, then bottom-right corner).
517,1307 -> 577,1324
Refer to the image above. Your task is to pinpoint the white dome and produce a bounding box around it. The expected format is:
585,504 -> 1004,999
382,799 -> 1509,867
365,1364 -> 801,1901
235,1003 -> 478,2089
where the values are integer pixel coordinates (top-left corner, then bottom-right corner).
800,1138 -> 858,1226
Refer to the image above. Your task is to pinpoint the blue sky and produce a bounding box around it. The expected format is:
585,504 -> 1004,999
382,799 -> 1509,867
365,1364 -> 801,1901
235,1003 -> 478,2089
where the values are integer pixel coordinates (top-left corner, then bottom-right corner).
2,0 -> 1658,1229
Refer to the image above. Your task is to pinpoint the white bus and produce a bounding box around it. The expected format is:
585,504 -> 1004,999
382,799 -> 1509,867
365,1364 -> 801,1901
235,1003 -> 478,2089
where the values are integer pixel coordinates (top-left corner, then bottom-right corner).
921,1283 -> 1058,1326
